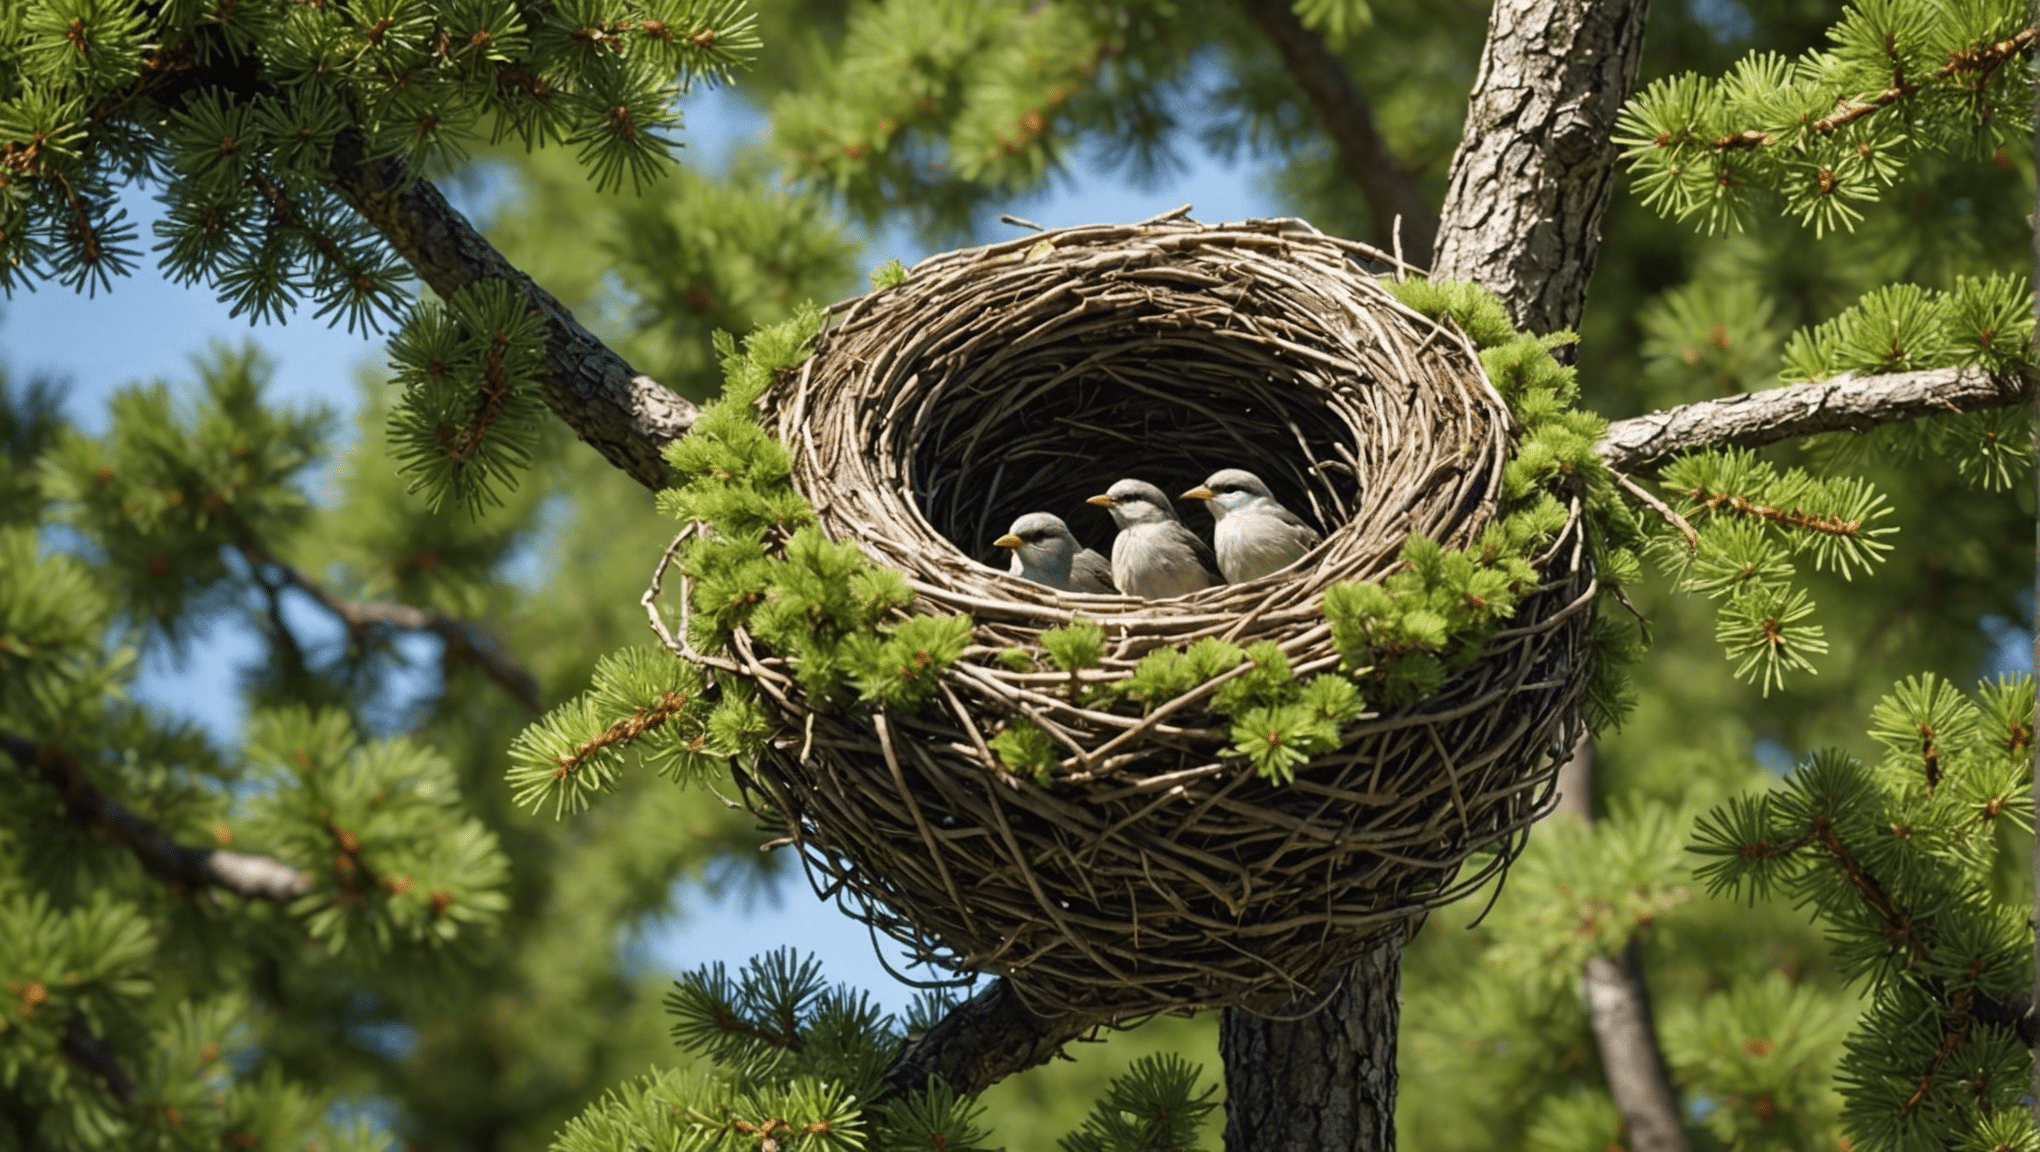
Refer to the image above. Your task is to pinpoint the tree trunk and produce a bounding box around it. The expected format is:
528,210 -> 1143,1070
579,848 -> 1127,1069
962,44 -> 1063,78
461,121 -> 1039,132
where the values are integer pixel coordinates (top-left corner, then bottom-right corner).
1429,0 -> 1653,336
1214,0 -> 1651,1143
1221,939 -> 1401,1152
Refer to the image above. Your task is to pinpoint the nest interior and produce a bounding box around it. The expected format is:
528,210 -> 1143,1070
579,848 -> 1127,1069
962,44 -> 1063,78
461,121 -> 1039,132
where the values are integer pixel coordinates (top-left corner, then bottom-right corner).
738,215 -> 1597,1018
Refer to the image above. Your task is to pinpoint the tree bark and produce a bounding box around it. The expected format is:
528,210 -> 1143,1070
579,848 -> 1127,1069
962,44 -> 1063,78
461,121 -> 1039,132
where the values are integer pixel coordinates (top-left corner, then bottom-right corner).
1429,0 -> 1652,336
1237,0 -> 1438,263
881,979 -> 1101,1098
1221,941 -> 1400,1152
328,135 -> 697,492
1598,365 -> 2035,471
1215,0 -> 1652,1145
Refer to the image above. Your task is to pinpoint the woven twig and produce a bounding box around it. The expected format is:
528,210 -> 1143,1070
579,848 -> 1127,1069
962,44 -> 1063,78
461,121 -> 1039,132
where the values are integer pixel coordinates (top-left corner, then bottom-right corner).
725,215 -> 1596,1017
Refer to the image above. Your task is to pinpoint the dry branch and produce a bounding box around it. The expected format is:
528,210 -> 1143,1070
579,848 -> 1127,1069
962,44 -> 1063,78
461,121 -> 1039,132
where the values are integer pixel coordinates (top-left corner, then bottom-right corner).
237,543 -> 543,714
1597,365 -> 2036,471
1,729 -> 312,902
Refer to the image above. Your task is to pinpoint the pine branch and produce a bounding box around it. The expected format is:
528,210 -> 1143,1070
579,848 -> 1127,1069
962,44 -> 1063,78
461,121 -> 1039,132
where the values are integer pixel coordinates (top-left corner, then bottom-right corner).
237,542 -> 543,714
1597,365 -> 2035,471
1697,28 -> 2036,149
0,729 -> 313,902
880,979 -> 1102,1098
1236,0 -> 1437,264
326,133 -> 696,492
60,1014 -> 135,1108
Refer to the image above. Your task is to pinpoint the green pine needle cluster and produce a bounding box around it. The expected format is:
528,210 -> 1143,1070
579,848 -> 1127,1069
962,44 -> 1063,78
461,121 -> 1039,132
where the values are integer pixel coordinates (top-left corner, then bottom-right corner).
1690,673 -> 2036,1152
384,279 -> 554,515
1615,0 -> 2030,234
240,706 -> 511,962
1781,275 -> 2035,383
1655,447 -> 1897,693
554,947 -> 1225,1152
1385,277 -> 1649,729
1058,1053 -> 1219,1152
1,0 -> 759,310
771,0 -> 1190,236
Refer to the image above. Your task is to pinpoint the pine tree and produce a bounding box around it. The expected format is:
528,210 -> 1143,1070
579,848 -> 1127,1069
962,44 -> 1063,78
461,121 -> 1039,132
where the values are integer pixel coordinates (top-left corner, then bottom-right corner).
4,0 -> 2039,1149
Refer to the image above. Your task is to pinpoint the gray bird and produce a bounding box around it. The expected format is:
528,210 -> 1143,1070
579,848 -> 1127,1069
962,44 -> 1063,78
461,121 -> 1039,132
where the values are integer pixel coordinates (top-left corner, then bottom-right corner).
1182,468 -> 1323,583
994,512 -> 1117,594
1086,479 -> 1220,600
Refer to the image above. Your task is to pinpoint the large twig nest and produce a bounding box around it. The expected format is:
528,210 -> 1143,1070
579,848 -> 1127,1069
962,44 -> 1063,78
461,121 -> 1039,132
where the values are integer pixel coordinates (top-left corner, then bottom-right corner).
731,214 -> 1597,1017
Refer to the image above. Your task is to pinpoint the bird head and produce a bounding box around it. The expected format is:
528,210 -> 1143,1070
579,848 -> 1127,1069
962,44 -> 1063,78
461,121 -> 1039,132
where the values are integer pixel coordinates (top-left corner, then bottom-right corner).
994,511 -> 1080,572
1086,478 -> 1178,528
1182,468 -> 1277,520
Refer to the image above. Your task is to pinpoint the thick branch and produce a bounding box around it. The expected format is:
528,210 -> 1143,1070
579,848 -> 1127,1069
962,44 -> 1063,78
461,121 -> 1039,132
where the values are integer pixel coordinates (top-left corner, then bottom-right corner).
1597,365 -> 2035,471
1430,0 -> 1651,334
1,729 -> 313,901
237,543 -> 543,714
881,979 -> 1100,1098
1237,0 -> 1437,264
328,136 -> 695,492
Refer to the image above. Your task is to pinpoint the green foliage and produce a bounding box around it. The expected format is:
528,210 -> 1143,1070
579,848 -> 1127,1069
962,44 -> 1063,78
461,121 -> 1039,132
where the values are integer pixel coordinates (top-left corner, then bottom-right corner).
1040,620 -> 1106,673
385,279 -> 554,515
1653,447 -> 1896,693
1383,277 -> 1520,348
1691,674 -> 2036,1152
770,0 -> 1195,238
0,0 -> 761,309
990,720 -> 1061,785
1616,0 -> 2029,233
1057,1054 -> 1219,1152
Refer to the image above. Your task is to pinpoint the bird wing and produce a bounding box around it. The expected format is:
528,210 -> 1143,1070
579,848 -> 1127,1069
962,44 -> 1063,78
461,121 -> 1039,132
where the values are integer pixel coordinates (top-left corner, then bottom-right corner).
1170,522 -> 1224,584
1071,548 -> 1117,593
1269,503 -> 1319,538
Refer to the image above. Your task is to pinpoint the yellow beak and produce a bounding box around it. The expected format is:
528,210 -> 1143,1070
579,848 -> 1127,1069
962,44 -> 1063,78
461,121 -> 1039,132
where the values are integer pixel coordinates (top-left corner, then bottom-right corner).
1085,494 -> 1115,507
1181,486 -> 1215,501
993,533 -> 1023,549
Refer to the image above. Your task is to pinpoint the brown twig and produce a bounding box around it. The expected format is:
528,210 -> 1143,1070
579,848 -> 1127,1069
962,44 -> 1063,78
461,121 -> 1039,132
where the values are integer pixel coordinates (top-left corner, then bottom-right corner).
1,729 -> 312,902
236,542 -> 543,713
1612,470 -> 1698,550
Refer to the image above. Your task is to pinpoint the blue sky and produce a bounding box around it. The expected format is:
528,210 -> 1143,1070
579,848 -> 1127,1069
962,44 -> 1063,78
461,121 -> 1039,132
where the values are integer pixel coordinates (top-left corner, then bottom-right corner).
3,82 -> 1288,1013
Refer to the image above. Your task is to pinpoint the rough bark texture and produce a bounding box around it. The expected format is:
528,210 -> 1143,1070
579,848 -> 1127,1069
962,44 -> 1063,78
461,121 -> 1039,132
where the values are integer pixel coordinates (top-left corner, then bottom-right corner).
1598,365 -> 2036,471
3,730 -> 313,901
1220,941 -> 1401,1152
1429,0 -> 1652,336
1238,0 -> 1437,263
880,979 -> 1101,1098
329,135 -> 696,492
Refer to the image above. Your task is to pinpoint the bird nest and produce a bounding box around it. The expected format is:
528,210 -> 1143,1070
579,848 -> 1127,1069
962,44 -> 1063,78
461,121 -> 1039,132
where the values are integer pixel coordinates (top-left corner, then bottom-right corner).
727,214 -> 1597,1018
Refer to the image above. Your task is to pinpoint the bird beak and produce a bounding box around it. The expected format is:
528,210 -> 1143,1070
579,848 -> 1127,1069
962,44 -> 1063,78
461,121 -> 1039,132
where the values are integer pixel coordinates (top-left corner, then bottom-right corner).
1181,486 -> 1215,501
1085,494 -> 1115,507
993,533 -> 1023,549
